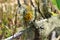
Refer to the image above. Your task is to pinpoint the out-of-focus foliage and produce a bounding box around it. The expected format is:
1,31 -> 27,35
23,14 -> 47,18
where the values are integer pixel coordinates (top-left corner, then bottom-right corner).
51,0 -> 57,5
2,13 -> 8,25
4,29 -> 12,38
0,2 -> 18,39
51,12 -> 58,16
56,0 -> 60,10
35,0 -> 38,5
52,0 -> 60,10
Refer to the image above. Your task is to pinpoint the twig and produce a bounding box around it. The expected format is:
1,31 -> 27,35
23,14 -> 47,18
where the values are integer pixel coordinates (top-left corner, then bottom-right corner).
4,27 -> 32,40
4,19 -> 47,40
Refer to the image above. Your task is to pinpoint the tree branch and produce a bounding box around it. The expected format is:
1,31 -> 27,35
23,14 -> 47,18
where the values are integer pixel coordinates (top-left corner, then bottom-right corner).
4,19 -> 47,40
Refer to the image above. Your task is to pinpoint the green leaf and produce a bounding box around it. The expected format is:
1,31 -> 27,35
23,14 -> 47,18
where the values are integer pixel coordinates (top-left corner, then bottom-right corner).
56,0 -> 60,10
52,0 -> 57,5
51,0 -> 60,10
